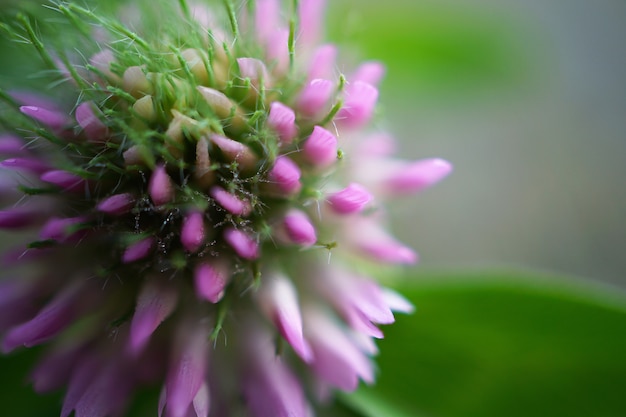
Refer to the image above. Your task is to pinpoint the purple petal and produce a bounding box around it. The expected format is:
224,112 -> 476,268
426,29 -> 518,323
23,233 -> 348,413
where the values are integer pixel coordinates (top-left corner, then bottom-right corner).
0,208 -> 42,229
192,382 -> 211,417
20,105 -> 70,131
267,102 -> 297,145
385,158 -> 453,194
267,156 -> 302,195
327,183 -> 373,215
40,170 -> 87,192
243,336 -> 308,417
308,45 -> 337,81
282,210 -> 317,248
352,61 -> 386,86
75,101 -> 109,142
62,357 -> 101,417
336,81 -> 378,128
11,91 -> 60,110
194,261 -> 230,303
297,79 -> 334,117
255,0 -> 280,42
258,275 -> 313,362
74,359 -> 133,417
347,218 -> 418,265
0,135 -> 28,156
303,126 -> 338,168
0,280 -> 39,331
210,134 -> 257,172
181,211 -> 206,253
122,237 -> 155,264
129,280 -> 178,354
266,29 -> 290,75
223,228 -> 259,260
39,216 -> 86,242
210,186 -> 252,216
305,309 -> 374,391
165,324 -> 209,417
237,58 -> 270,87
3,284 -> 81,352
97,193 -> 135,215
297,0 -> 326,48
0,157 -> 51,175
31,344 -> 84,393
149,164 -> 175,206
382,288 -> 415,314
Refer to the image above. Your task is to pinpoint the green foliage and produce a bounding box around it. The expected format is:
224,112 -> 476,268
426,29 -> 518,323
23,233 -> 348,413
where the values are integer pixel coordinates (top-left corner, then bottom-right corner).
341,270 -> 626,417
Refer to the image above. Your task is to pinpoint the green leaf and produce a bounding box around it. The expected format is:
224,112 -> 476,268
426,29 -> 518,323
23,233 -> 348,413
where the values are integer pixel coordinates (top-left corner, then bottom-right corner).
0,349 -> 61,417
344,269 -> 626,417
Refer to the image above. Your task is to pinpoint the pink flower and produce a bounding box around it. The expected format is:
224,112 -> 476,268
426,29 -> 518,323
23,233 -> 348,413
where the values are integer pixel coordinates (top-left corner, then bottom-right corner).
0,1 -> 451,416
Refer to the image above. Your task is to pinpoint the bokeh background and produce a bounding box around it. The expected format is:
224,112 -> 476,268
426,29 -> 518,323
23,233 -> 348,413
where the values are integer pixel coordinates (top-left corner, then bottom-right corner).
328,0 -> 626,285
0,1 -> 625,416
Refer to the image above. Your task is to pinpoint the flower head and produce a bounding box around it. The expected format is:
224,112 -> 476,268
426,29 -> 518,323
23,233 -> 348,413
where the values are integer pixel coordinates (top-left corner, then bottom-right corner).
0,1 -> 451,416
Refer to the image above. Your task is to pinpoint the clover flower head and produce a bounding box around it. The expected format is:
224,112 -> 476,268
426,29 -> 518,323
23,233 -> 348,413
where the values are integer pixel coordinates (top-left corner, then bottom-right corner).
0,1 -> 452,416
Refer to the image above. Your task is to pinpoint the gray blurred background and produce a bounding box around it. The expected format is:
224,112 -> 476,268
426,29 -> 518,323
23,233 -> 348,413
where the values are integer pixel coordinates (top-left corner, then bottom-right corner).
329,0 -> 626,284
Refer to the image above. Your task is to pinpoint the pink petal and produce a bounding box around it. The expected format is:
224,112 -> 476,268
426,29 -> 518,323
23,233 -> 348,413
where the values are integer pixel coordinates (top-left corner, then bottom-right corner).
267,156 -> 302,195
39,216 -> 86,242
266,29 -> 290,75
74,359 -> 133,417
31,344 -> 83,393
0,135 -> 27,156
181,211 -> 206,253
210,134 -> 257,172
223,228 -> 259,260
194,261 -> 230,303
165,324 -> 209,417
97,193 -> 135,215
258,275 -> 313,362
237,57 -> 271,87
305,309 -> 374,391
149,164 -> 175,206
192,382 -> 211,417
282,210 -> 317,247
381,288 -> 415,314
0,280 -> 39,331
20,105 -> 70,131
210,186 -> 252,216
352,61 -> 386,86
267,102 -> 298,145
308,45 -> 337,81
243,335 -> 308,417
0,208 -> 42,229
327,183 -> 373,215
298,0 -> 326,48
385,158 -> 453,194
75,101 -> 109,142
358,132 -> 397,157
344,217 -> 418,265
129,280 -> 178,354
122,237 -> 155,263
62,357 -> 101,417
0,157 -> 51,175
255,0 -> 280,42
297,79 -> 334,117
336,81 -> 378,128
2,284 -> 81,352
11,91 -> 60,111
41,170 -> 87,192
303,126 -> 337,168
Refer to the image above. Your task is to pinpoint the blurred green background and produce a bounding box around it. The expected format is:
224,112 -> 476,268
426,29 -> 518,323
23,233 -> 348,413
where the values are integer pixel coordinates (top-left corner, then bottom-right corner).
328,0 -> 626,286
1,0 -> 626,416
